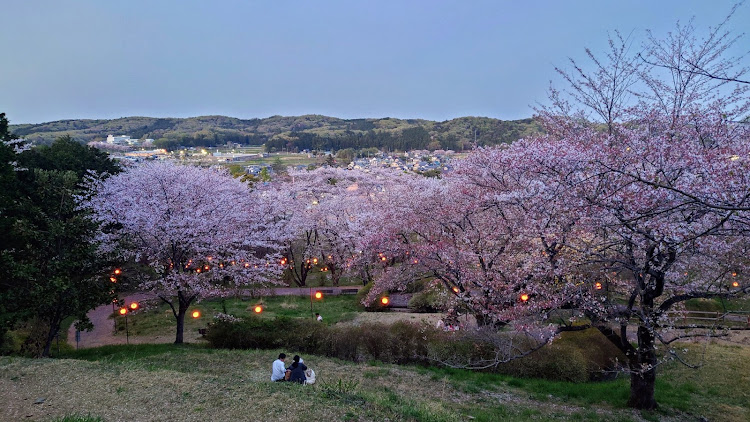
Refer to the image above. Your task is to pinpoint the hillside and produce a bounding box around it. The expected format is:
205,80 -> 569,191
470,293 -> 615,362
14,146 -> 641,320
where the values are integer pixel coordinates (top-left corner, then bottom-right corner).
9,115 -> 542,151
2,342 -> 748,421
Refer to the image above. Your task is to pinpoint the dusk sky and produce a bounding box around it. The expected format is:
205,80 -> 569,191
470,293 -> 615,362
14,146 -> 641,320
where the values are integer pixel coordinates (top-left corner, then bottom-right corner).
2,0 -> 748,124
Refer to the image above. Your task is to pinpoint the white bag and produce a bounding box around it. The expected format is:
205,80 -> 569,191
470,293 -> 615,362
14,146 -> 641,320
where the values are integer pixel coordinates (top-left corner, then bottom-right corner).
304,368 -> 316,385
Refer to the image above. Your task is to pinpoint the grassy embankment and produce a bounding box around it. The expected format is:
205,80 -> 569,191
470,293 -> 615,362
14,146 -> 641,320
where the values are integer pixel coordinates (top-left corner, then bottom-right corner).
112,295 -> 364,338
1,341 -> 748,422
6,296 -> 748,420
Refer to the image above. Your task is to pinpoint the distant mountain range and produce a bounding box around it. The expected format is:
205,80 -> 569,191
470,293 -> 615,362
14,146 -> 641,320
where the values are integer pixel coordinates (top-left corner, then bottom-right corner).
10,115 -> 542,151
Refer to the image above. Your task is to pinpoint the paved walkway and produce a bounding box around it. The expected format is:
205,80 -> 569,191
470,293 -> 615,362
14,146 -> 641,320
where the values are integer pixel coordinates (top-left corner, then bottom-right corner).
265,286 -> 362,296
67,292 -> 159,349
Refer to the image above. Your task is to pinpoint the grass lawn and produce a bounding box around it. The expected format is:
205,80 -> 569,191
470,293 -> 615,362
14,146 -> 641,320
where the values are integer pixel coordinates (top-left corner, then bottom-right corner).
115,295 -> 363,337
2,341 -> 748,421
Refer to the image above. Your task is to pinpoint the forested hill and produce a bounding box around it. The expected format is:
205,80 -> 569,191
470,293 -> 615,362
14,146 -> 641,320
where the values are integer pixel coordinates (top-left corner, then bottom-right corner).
9,115 -> 541,151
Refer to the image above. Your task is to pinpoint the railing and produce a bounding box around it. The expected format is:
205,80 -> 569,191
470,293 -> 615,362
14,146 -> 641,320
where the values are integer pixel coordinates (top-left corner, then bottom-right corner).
661,310 -> 750,329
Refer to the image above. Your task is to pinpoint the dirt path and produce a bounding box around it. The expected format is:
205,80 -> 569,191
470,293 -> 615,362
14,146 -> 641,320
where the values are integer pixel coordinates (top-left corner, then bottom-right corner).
67,286 -> 363,349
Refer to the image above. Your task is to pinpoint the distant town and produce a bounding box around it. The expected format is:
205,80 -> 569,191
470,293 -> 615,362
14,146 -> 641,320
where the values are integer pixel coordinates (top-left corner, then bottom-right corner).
95,133 -> 457,176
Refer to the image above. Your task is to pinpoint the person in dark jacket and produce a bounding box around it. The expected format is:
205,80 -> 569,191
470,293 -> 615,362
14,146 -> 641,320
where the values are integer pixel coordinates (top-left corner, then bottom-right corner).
287,355 -> 307,384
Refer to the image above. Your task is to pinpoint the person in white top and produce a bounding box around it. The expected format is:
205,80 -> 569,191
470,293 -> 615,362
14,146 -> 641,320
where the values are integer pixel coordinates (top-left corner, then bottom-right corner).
270,353 -> 287,381
316,313 -> 323,322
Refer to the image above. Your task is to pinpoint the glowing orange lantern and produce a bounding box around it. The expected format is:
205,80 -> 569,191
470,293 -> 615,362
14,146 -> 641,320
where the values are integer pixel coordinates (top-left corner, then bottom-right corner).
381,297 -> 390,305
520,294 -> 530,302
119,307 -> 127,315
732,281 -> 740,288
129,302 -> 139,310
732,272 -> 738,277
594,282 -> 603,290
314,291 -> 323,300
113,268 -> 121,275
254,305 -> 263,313
452,287 -> 460,293
110,277 -> 117,283
191,310 -> 201,318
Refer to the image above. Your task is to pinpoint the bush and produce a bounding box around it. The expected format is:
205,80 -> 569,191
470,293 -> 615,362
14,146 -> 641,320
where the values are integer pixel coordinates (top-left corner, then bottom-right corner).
684,298 -> 723,313
408,284 -> 449,313
497,329 -> 626,382
355,282 -> 373,306
425,332 -> 499,368
497,340 -> 590,382
0,329 -> 19,356
204,316 -> 294,349
355,282 -> 388,312
206,318 -> 624,382
206,316 -> 440,364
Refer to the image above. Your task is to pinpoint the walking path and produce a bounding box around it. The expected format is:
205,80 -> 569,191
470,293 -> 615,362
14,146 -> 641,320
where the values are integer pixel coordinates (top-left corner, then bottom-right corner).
67,292 -> 159,349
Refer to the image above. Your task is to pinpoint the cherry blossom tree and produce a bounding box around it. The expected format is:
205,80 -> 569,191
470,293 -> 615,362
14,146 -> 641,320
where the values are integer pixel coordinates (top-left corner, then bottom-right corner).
565,110 -> 750,409
536,12 -> 749,408
84,161 -> 283,343
376,110 -> 748,408
269,167 -> 409,287
362,143 -> 588,358
362,10 -> 750,410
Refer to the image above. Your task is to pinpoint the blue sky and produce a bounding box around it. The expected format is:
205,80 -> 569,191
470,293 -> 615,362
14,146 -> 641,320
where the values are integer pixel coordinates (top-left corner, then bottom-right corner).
1,0 -> 748,124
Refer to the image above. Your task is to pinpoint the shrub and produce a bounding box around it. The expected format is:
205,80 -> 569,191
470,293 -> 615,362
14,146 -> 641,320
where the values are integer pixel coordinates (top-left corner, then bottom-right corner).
283,318 -> 330,354
355,282 -> 389,312
407,285 -> 449,313
204,316 -> 294,349
684,298 -> 723,313
497,329 -> 626,382
323,324 -> 361,361
0,329 -> 19,356
355,282 -> 373,307
425,332 -> 499,369
206,317 -> 624,382
497,340 -> 590,382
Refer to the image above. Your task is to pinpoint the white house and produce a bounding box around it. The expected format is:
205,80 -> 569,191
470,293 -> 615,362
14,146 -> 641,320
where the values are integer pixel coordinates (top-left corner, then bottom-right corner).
106,135 -> 132,145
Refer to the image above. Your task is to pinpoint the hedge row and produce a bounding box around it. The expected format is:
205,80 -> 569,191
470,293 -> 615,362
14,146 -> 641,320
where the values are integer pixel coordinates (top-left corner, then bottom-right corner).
205,317 -> 625,382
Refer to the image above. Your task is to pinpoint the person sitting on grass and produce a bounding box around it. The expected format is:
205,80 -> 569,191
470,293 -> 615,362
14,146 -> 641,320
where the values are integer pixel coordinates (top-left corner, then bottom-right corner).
271,353 -> 286,382
287,355 -> 308,384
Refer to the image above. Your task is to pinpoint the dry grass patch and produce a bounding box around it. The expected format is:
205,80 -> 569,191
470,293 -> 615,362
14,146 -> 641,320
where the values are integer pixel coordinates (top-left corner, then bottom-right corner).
5,343 -> 746,421
348,311 -> 444,326
1,345 -> 654,422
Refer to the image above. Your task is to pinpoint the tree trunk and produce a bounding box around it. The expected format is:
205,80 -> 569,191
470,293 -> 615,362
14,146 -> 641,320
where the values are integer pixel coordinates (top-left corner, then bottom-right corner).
41,317 -> 62,358
174,291 -> 191,344
474,312 -> 502,328
175,305 -> 187,344
627,325 -> 658,409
